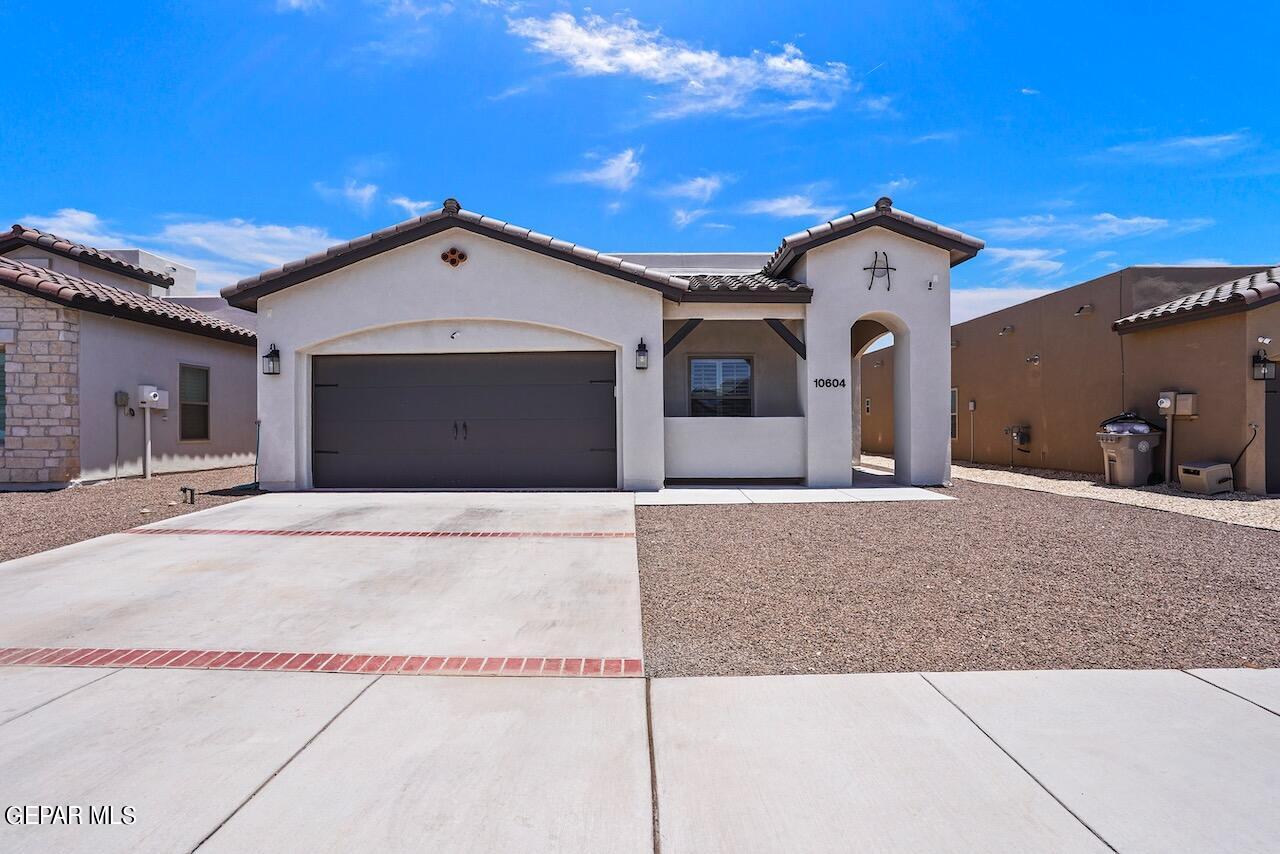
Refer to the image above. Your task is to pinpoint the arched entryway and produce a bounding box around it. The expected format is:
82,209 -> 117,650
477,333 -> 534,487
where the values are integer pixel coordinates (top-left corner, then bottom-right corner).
852,312 -> 912,483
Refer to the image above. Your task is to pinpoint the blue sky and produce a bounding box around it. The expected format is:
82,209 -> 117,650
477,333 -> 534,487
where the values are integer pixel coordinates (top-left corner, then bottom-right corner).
3,1 -> 1277,320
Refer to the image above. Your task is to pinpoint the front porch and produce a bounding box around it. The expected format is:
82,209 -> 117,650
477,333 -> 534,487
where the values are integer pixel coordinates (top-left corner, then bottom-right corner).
660,311 -> 808,482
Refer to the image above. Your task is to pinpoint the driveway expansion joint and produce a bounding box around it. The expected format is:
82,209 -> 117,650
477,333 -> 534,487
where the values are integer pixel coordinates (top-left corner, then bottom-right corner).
0,647 -> 644,678
919,674 -> 1120,853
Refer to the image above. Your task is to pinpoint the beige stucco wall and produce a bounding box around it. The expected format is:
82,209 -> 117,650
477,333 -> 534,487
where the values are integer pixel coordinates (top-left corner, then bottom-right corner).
253,228 -> 667,491
862,293 -> 1278,493
0,292 -> 80,484
1121,311 -> 1265,491
661,319 -> 803,416
77,313 -> 257,480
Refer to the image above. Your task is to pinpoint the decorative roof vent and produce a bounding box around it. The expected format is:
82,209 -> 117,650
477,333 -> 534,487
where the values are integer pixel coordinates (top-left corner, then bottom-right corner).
442,198 -> 461,215
874,196 -> 893,212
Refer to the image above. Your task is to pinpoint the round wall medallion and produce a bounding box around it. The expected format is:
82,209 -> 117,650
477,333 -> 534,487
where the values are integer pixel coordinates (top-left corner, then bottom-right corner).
441,247 -> 467,267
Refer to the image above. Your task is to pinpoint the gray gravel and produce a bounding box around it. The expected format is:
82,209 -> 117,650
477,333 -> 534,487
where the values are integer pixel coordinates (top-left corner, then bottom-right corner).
637,479 -> 1280,677
0,466 -> 258,563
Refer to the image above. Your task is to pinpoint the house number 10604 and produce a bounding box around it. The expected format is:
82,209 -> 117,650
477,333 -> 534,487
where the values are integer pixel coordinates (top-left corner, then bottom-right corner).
813,378 -> 847,388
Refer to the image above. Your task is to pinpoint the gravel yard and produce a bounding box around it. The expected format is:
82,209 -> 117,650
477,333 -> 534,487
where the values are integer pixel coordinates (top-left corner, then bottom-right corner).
637,479 -> 1280,677
0,466 -> 257,563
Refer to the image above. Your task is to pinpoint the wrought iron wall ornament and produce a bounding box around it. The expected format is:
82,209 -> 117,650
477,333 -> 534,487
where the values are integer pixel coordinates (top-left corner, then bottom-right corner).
441,247 -> 468,267
863,251 -> 895,290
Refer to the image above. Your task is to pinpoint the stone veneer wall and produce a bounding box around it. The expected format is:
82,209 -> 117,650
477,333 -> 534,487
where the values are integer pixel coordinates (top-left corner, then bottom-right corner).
0,291 -> 80,484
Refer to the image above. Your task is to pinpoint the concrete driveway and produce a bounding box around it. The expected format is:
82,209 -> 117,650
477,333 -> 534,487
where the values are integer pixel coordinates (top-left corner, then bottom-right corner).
0,492 -> 642,664
3,492 -> 1279,852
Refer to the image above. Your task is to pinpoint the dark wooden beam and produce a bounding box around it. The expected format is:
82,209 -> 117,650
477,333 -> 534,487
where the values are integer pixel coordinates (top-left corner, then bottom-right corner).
664,318 -> 703,356
765,318 -> 806,360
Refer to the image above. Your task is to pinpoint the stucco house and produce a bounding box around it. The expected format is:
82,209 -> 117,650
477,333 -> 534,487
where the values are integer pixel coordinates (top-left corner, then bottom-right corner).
862,265 -> 1280,494
0,226 -> 258,487
221,197 -> 983,491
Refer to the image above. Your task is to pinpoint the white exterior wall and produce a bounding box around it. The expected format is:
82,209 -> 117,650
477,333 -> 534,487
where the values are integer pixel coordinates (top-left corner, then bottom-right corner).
77,313 -> 257,480
664,417 -> 806,479
254,229 -> 666,490
798,227 -> 953,486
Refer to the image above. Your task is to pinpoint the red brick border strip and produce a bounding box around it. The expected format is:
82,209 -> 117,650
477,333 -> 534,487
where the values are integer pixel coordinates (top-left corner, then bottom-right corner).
0,646 -> 643,678
126,528 -> 635,539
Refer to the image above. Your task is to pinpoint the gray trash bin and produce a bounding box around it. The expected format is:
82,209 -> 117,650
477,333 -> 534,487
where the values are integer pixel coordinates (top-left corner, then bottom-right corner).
1097,431 -> 1162,486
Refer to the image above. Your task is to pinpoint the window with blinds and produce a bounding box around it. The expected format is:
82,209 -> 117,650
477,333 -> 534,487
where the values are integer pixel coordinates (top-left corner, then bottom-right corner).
179,364 -> 210,441
689,357 -> 752,417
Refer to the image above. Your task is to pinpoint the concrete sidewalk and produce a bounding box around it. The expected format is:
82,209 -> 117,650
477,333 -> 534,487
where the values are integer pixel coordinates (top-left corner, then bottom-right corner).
2,665 -> 1276,853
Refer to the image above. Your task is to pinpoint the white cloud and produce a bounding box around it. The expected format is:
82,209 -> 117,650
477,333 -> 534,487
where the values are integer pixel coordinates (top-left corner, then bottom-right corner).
672,208 -> 709,229
19,207 -> 339,292
22,208 -> 124,247
971,212 -> 1212,242
389,195 -> 435,216
910,131 -> 958,144
380,0 -> 453,20
1177,257 -> 1231,266
561,148 -> 642,191
858,95 -> 895,115
506,13 -> 850,118
877,176 -> 916,195
1020,87 -> 1040,95
742,194 -> 840,221
985,247 -> 1066,276
151,219 -> 337,270
314,178 -> 379,213
276,0 -> 324,11
1104,132 -> 1252,164
952,286 -> 1054,324
660,175 -> 727,203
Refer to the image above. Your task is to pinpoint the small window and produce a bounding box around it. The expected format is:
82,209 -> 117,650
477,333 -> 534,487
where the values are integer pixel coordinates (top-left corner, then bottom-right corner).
950,388 -> 958,440
0,350 -> 6,441
690,357 -> 752,417
179,365 -> 210,441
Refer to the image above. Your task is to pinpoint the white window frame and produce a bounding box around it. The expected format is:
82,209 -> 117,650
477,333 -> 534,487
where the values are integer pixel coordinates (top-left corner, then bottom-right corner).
179,363 -> 211,443
688,355 -> 754,417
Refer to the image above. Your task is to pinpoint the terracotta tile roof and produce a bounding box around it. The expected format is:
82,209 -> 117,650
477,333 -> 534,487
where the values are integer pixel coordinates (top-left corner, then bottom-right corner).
1113,266 -> 1280,332
0,224 -> 175,287
0,257 -> 254,345
223,198 -> 692,308
762,197 -> 985,276
685,272 -> 812,303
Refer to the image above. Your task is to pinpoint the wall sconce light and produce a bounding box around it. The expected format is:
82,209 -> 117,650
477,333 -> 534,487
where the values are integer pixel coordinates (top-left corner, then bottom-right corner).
1074,304 -> 1094,316
998,325 -> 1015,336
636,339 -> 649,370
1026,354 -> 1041,365
1253,349 -> 1276,381
928,274 -> 939,291
262,344 -> 281,375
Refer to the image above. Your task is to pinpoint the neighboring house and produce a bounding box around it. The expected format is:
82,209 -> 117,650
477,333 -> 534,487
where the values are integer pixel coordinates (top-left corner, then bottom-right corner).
1,226 -> 258,487
861,265 -> 1280,494
222,197 -> 983,491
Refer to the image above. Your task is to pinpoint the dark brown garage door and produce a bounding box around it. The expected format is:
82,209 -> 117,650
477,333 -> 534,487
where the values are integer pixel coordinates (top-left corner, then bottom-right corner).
311,352 -> 617,488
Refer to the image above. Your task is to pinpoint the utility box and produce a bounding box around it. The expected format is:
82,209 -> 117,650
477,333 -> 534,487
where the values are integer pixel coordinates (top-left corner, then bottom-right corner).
1178,461 -> 1234,495
137,385 -> 169,410
1004,424 -> 1031,445
1098,431 -> 1162,487
1174,393 -> 1199,417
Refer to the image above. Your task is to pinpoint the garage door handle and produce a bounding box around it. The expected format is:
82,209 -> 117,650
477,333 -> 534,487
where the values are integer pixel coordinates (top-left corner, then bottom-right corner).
453,421 -> 458,440
462,421 -> 468,440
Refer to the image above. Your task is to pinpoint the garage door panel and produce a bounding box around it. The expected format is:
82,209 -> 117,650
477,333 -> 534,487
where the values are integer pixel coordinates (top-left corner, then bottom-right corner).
311,353 -> 617,489
312,418 -> 457,453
